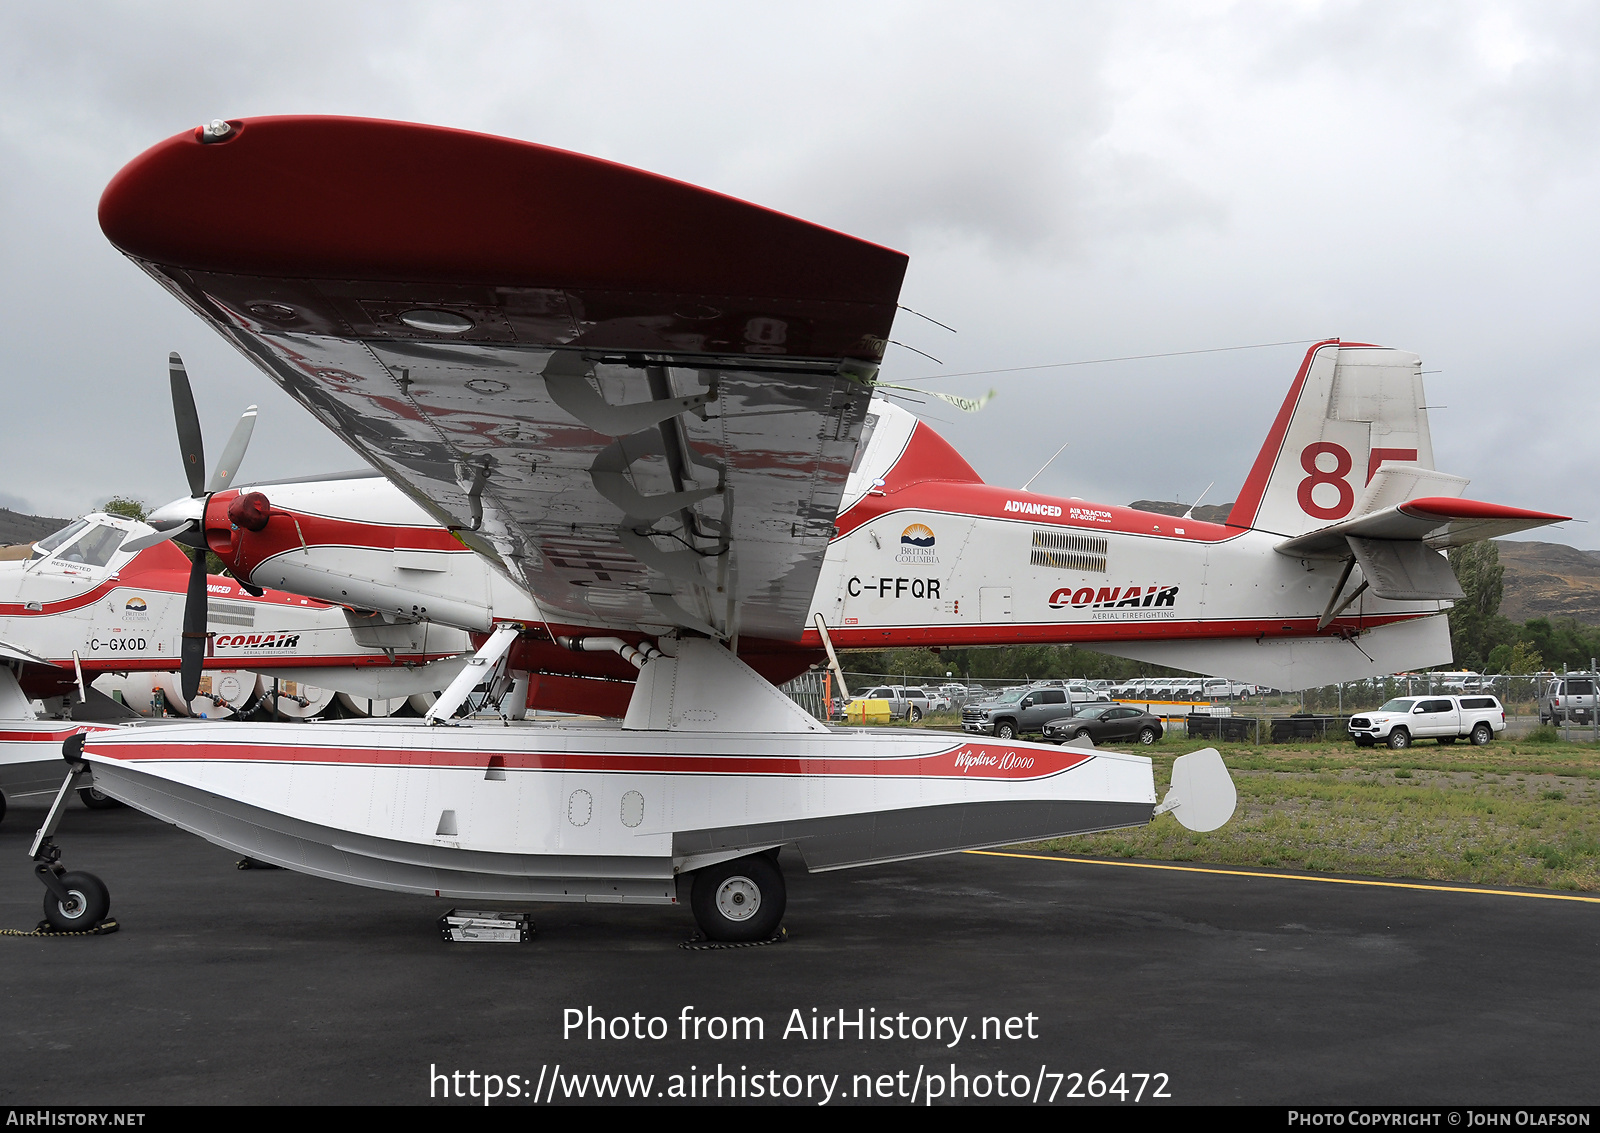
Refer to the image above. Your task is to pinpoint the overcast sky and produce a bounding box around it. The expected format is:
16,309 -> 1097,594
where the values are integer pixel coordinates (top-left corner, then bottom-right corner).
1,2 -> 1595,544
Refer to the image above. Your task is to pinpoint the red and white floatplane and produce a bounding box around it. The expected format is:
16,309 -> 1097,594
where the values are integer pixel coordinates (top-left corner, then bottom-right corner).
27,116 -> 1560,939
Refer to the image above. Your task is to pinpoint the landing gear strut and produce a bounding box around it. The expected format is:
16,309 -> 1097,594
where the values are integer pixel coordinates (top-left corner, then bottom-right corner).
29,733 -> 114,934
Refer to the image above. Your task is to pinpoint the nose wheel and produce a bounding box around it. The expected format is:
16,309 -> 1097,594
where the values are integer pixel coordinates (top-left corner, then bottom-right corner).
39,868 -> 111,931
27,734 -> 116,934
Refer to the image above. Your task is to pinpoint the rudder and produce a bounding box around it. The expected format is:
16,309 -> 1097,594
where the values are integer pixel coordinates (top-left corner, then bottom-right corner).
1226,340 -> 1434,536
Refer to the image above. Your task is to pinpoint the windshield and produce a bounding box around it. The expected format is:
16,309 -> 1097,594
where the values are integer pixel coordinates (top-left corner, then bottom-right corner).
56,525 -> 124,568
33,518 -> 89,558
1378,699 -> 1418,713
1073,704 -> 1113,719
991,689 -> 1027,705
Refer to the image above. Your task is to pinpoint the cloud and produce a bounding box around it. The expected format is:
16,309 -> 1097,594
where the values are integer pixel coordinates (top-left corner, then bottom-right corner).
0,1 -> 1594,535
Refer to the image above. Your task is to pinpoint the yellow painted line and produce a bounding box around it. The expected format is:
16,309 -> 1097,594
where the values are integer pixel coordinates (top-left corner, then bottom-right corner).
964,849 -> 1600,904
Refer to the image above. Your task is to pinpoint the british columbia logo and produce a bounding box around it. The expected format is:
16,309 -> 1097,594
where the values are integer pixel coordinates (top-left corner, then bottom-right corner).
896,523 -> 937,565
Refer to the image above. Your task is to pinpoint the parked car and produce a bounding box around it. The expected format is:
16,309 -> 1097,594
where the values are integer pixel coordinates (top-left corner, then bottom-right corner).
1438,671 -> 1481,693
917,686 -> 952,712
1347,695 -> 1506,748
836,685 -> 929,722
1541,676 -> 1598,725
1042,704 -> 1164,746
962,685 -> 1074,739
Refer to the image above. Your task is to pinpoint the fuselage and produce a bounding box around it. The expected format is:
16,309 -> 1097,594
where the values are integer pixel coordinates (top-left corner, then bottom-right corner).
198,400 -> 1445,685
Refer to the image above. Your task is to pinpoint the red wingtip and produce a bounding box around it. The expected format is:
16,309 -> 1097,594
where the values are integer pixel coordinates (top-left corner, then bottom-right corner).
1399,497 -> 1571,524
99,115 -> 908,305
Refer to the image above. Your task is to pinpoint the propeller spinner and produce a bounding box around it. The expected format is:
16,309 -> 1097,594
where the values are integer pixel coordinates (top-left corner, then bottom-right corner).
121,353 -> 257,702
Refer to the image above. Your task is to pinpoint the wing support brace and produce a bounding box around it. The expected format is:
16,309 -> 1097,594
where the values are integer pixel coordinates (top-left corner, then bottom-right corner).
813,613 -> 850,701
425,623 -> 522,724
1316,556 -> 1370,631
1309,536 -> 1460,622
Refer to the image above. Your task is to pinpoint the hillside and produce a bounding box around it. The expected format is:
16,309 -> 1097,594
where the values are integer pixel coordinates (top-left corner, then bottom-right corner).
1128,500 -> 1233,524
1496,540 -> 1600,626
0,508 -> 70,547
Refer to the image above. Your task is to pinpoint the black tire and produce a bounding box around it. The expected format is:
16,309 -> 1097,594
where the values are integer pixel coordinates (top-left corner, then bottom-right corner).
1470,722 -> 1493,746
78,785 -> 122,810
1137,726 -> 1159,745
690,854 -> 785,943
1437,736 -> 1456,746
1387,728 -> 1411,750
1073,728 -> 1092,741
995,721 -> 1017,741
42,871 -> 110,932
908,704 -> 924,723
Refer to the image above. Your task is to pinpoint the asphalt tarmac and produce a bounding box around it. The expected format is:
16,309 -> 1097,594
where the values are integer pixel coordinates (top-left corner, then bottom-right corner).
1,794 -> 1595,1107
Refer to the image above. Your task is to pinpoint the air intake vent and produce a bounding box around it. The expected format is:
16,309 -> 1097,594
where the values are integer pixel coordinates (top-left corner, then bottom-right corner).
1030,530 -> 1108,572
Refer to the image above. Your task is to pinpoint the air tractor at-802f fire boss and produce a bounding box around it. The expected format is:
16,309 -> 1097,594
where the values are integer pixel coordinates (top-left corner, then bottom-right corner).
51,116 -> 1564,944
136,340 -> 1562,716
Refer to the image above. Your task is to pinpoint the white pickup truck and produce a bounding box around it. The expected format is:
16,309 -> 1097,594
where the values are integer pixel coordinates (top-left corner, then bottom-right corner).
1348,695 -> 1506,748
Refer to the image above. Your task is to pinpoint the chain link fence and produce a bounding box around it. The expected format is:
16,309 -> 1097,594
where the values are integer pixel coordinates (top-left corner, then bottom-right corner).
781,666 -> 1594,741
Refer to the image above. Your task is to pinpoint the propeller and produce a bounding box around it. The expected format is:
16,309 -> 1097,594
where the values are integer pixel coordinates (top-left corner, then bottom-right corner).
122,353 -> 258,703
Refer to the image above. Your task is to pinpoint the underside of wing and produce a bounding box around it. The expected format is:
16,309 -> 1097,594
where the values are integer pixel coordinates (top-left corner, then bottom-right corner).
100,116 -> 908,643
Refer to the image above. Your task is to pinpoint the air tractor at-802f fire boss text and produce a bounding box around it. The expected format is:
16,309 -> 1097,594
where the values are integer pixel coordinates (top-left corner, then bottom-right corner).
51,116 -> 1564,945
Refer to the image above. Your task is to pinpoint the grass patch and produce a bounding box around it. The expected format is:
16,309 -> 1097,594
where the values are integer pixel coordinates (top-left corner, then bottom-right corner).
1028,736 -> 1600,892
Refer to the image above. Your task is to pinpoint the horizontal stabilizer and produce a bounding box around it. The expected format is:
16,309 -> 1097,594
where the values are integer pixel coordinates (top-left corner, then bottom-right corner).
1276,497 -> 1569,559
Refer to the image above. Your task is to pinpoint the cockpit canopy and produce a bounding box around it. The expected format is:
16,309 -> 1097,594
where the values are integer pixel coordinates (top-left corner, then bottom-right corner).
24,515 -> 146,571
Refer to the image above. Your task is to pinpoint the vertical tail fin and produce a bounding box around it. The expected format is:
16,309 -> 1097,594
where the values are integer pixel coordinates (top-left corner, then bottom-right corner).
1226,340 -> 1435,536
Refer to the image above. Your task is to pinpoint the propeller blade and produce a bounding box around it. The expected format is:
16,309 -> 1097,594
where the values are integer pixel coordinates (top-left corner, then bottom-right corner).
169,352 -> 206,498
207,406 -> 257,494
180,550 -> 208,704
120,519 -> 194,555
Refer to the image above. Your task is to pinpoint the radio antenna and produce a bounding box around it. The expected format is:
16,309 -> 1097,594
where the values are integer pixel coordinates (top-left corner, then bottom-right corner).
1181,481 -> 1215,519
1020,441 -> 1071,493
